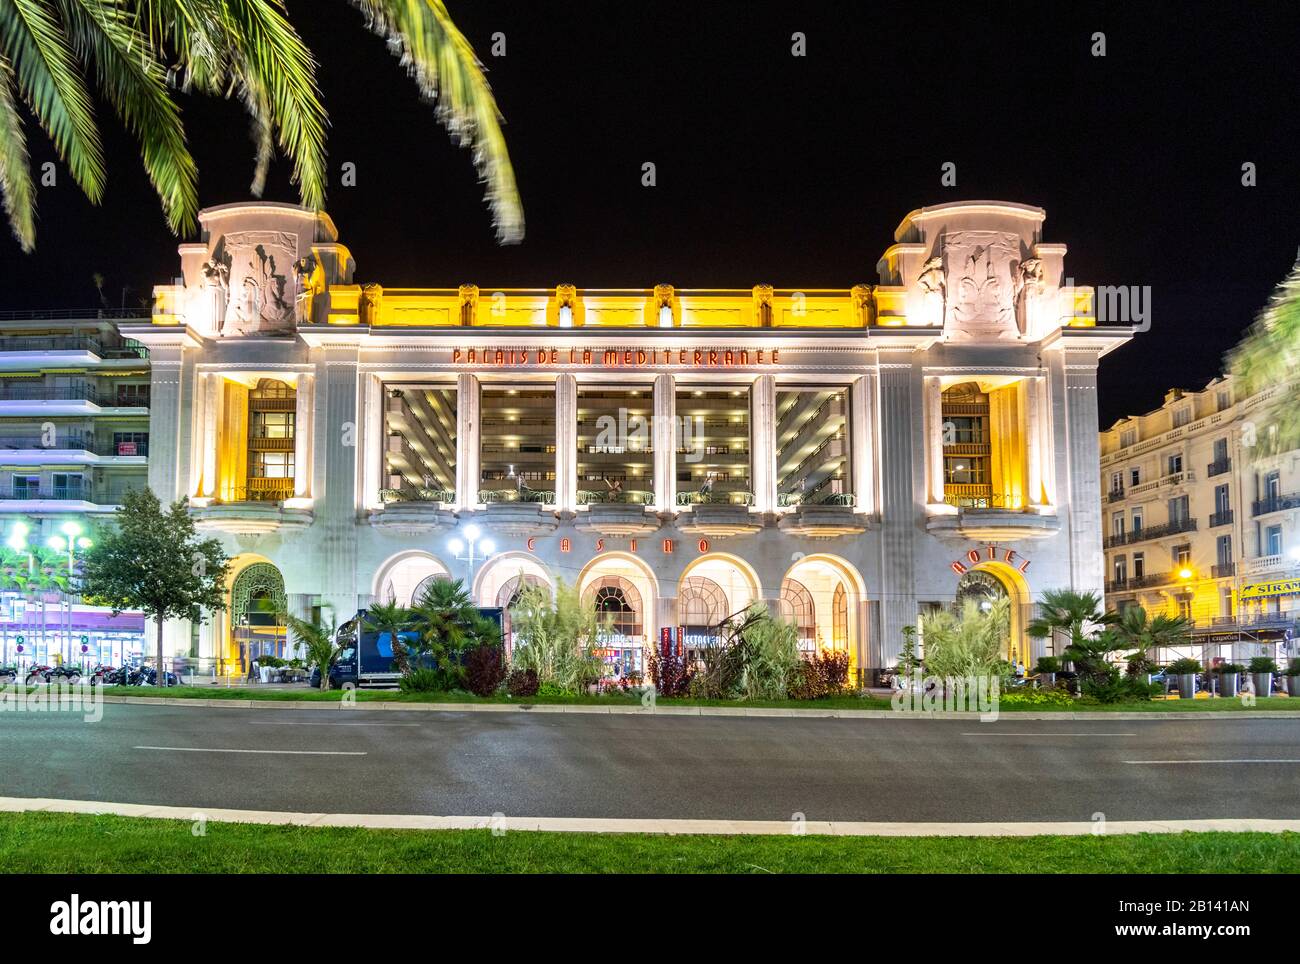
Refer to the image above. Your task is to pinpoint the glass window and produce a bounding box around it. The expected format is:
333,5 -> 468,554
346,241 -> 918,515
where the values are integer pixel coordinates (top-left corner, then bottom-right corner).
251,411 -> 294,439
775,386 -> 850,506
481,386 -> 556,503
1267,525 -> 1283,556
1133,553 -> 1145,579
250,451 -> 293,478
1129,467 -> 1140,486
675,386 -> 750,506
577,386 -> 653,504
382,384 -> 457,498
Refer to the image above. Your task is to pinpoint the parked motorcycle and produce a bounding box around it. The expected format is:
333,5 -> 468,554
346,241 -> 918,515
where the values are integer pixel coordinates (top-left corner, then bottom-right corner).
24,664 -> 53,685
46,664 -> 84,685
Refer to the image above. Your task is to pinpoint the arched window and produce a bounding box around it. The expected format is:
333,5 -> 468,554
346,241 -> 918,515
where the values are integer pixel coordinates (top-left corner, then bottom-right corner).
410,573 -> 453,606
678,575 -> 728,657
497,573 -> 549,656
832,583 -> 848,652
780,578 -> 817,655
231,562 -> 287,669
584,576 -> 644,677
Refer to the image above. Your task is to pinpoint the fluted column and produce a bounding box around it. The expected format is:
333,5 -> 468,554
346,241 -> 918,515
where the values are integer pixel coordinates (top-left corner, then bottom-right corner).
924,375 -> 945,506
456,373 -> 481,509
293,372 -> 315,500
555,373 -> 578,512
1024,375 -> 1049,508
749,374 -> 776,513
850,374 -> 876,514
653,373 -> 676,513
197,372 -> 220,499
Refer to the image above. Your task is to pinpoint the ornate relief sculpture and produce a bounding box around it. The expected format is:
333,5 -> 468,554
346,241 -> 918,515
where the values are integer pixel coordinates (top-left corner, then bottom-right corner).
200,257 -> 230,334
292,254 -> 320,324
360,283 -> 382,325
220,231 -> 297,335
1014,257 -> 1046,334
941,231 -> 1021,340
916,256 -> 946,325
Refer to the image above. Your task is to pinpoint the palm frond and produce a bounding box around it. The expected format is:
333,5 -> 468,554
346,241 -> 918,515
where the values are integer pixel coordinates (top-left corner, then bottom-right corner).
58,0 -> 198,233
0,0 -> 105,200
0,56 -> 36,250
351,0 -> 524,243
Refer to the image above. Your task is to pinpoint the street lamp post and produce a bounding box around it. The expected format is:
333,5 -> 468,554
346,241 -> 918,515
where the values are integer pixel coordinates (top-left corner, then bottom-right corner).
48,521 -> 92,667
447,523 -> 495,589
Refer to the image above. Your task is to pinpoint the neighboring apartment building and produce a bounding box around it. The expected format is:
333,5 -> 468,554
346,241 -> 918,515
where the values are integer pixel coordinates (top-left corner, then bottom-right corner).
1100,375 -> 1299,665
0,312 -> 151,667
121,199 -> 1133,678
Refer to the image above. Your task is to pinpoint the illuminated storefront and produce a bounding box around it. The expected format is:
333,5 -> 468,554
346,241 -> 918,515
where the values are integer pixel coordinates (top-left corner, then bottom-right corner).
125,200 -> 1132,676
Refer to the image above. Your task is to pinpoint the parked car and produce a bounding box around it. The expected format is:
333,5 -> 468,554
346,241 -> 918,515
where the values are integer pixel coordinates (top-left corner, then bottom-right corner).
0,665 -> 17,683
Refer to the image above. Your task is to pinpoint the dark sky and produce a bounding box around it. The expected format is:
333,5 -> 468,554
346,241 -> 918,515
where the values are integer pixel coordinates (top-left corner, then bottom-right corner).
3,0 -> 1298,427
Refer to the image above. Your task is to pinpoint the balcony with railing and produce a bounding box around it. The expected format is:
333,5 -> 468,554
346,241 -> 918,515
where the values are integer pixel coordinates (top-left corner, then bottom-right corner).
0,333 -> 148,360
1107,486 -> 1125,503
0,434 -> 148,459
1208,509 -> 1233,528
0,383 -> 150,409
190,478 -> 311,533
1252,493 -> 1300,517
1207,457 -> 1231,477
1211,562 -> 1236,578
1123,517 -> 1197,544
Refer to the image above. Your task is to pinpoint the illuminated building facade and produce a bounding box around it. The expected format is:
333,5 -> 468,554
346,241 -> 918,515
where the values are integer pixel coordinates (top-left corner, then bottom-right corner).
0,315 -> 151,666
123,200 -> 1132,677
1101,375 -> 1300,664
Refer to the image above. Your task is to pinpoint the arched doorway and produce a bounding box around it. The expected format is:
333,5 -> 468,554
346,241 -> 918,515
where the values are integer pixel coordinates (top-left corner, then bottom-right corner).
230,561 -> 287,674
496,572 -> 550,656
781,554 -> 867,672
373,551 -> 451,606
952,562 -> 1029,664
584,576 -> 644,679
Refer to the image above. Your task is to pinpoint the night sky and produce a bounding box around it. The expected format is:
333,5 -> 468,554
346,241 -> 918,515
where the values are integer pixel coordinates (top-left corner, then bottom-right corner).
2,0 -> 1298,427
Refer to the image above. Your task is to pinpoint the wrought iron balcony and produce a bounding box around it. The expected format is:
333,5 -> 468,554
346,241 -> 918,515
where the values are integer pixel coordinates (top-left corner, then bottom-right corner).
1253,493 -> 1300,517
1208,509 -> 1233,527
1207,457 -> 1231,477
1211,563 -> 1236,578
1123,517 -> 1197,544
1107,487 -> 1125,503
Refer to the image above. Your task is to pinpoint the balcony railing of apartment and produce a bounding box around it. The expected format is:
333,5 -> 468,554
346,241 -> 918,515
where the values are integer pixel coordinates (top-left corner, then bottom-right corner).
2,485 -> 94,501
1212,562 -> 1236,578
379,487 -> 456,504
1207,457 -> 1231,477
1105,578 -> 1130,593
0,384 -> 150,407
943,486 -> 1018,510
1128,571 -> 1171,590
1122,517 -> 1198,544
479,489 -> 556,504
0,333 -> 149,358
676,490 -> 755,507
0,308 -> 147,321
1204,612 -> 1299,631
1252,493 -> 1300,516
778,491 -> 855,508
577,490 -> 654,506
1209,509 -> 1234,527
1107,487 -> 1125,503
222,479 -> 295,502
0,435 -> 147,456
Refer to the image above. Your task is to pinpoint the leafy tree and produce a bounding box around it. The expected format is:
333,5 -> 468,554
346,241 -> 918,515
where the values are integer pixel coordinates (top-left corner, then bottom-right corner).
284,611 -> 338,691
1108,605 -> 1192,673
409,577 -> 498,690
896,625 -> 920,677
80,488 -> 228,684
363,599 -> 413,675
0,0 -> 523,252
1027,588 -> 1114,656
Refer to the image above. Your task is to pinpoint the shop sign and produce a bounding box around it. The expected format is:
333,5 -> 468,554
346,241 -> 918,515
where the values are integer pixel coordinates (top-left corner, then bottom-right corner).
452,347 -> 780,368
1240,578 -> 1300,600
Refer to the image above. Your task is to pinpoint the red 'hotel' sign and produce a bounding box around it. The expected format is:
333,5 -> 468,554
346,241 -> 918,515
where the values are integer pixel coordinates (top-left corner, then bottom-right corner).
950,544 -> 1031,575
452,347 -> 781,368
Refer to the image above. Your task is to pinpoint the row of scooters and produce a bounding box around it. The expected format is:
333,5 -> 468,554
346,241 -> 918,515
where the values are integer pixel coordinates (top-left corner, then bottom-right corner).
1,664 -> 181,687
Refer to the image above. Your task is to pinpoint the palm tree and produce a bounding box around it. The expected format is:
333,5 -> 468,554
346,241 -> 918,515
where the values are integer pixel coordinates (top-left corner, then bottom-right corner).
363,599 -> 412,675
1109,605 -> 1193,673
283,611 -> 338,691
410,577 -> 493,688
1027,589 -> 1115,664
0,1 -> 522,252
1227,260 -> 1300,457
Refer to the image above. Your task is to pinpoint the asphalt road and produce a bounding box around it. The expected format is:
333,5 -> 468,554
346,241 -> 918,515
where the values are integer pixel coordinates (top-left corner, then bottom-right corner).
2,703 -> 1299,822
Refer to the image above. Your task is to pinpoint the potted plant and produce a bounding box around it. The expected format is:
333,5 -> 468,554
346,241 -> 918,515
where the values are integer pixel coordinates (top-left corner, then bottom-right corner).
1167,657 -> 1201,699
1215,662 -> 1245,698
1286,659 -> 1300,698
1249,656 -> 1278,697
1035,656 -> 1060,686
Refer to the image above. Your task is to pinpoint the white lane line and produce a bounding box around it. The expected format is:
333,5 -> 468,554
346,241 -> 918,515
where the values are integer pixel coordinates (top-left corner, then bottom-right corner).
134,745 -> 365,756
1125,759 -> 1300,765
961,732 -> 1135,737
2,796 -> 1299,836
248,727 -> 421,732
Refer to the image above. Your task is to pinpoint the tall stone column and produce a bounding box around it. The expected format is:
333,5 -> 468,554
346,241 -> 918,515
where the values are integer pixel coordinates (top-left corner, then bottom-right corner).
653,373 -> 676,513
877,356 -> 921,665
318,345 -> 361,614
924,375 -> 945,507
456,373 -> 481,509
145,347 -> 185,501
749,374 -> 777,513
555,374 -> 577,512
197,372 -> 221,499
850,373 -> 876,514
1024,374 -> 1053,508
357,373 -> 383,510
293,372 -> 315,500
1062,350 -> 1104,595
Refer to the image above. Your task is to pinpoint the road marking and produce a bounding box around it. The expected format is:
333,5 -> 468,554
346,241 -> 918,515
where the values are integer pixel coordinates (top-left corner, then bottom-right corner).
961,732 -> 1135,737
248,727 -> 421,732
133,746 -> 366,756
1125,759 -> 1300,765
2,796 -> 1299,836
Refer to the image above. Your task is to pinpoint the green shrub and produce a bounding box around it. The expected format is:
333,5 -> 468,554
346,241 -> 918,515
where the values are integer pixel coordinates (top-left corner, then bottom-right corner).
464,643 -> 506,697
998,687 -> 1074,708
505,668 -> 539,697
1216,663 -> 1246,674
509,578 -> 605,694
1081,670 -> 1160,703
1167,657 -> 1202,674
1035,656 -> 1060,674
399,667 -> 441,693
1286,659 -> 1300,677
922,598 -> 1010,679
1248,656 -> 1278,674
788,650 -> 853,699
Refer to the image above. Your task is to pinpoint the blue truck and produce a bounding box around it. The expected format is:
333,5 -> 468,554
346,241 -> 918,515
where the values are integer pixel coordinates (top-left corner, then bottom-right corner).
312,607 -> 504,689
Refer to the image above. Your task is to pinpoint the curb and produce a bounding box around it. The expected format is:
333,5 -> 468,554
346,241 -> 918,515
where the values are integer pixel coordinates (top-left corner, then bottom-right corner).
2,795 -> 1299,837
78,694 -> 1300,721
